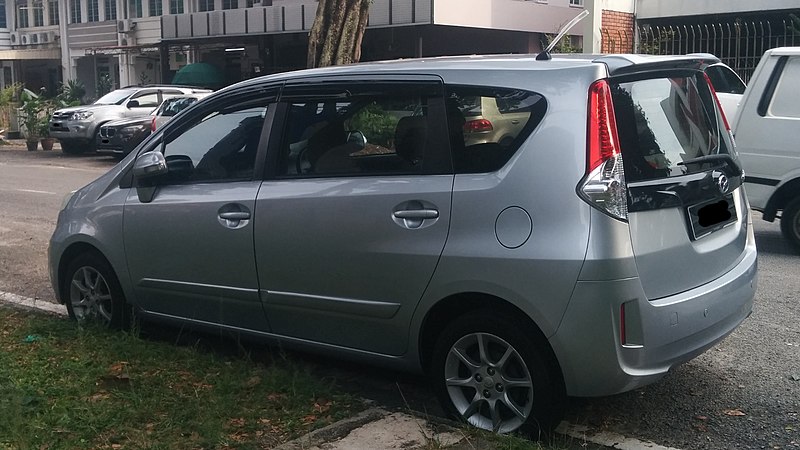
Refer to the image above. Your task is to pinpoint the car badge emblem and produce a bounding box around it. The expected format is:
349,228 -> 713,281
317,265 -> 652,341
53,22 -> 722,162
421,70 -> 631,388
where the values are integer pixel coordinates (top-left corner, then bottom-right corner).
716,174 -> 729,194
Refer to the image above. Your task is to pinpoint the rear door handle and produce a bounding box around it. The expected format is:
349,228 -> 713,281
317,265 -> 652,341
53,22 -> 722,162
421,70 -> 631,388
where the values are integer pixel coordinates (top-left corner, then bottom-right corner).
393,209 -> 439,220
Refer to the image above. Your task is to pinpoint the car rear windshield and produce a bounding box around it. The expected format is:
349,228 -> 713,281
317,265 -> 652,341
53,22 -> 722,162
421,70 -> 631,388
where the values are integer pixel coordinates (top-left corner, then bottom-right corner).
611,74 -> 733,183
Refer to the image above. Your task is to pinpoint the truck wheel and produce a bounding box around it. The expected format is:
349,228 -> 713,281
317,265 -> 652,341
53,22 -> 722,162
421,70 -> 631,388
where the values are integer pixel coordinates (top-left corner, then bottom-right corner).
430,310 -> 565,437
781,197 -> 800,251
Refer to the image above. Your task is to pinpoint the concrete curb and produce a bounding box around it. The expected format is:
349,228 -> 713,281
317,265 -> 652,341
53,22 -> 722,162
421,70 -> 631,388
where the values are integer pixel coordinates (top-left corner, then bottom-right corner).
274,407 -> 390,450
0,291 -> 67,317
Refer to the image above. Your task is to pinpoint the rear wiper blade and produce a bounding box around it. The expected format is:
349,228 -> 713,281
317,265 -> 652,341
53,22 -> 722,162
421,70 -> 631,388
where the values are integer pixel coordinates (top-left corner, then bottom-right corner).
677,154 -> 743,176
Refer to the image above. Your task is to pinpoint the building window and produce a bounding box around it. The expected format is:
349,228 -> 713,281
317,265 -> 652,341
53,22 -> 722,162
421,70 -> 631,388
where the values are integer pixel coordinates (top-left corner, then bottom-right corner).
69,0 -> 81,23
48,0 -> 58,25
148,0 -> 162,16
105,0 -> 117,20
222,0 -> 238,9
246,0 -> 271,5
169,0 -> 184,14
129,0 -> 142,18
87,0 -> 99,22
18,7 -> 28,28
569,0 -> 583,6
197,0 -> 214,12
33,0 -> 44,26
0,0 -> 5,28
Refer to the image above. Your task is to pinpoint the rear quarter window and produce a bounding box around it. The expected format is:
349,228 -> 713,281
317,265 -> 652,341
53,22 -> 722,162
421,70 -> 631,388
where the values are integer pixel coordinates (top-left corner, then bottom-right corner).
446,86 -> 546,174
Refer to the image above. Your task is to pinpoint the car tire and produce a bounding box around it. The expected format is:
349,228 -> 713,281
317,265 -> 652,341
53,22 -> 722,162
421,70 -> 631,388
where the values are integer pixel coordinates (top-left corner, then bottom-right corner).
63,252 -> 132,329
430,309 -> 565,437
60,141 -> 86,154
780,197 -> 800,251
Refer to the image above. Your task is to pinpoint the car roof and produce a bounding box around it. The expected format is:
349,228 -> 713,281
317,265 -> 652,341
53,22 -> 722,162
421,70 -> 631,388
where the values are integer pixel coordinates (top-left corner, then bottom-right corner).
763,46 -> 800,56
228,53 -> 722,90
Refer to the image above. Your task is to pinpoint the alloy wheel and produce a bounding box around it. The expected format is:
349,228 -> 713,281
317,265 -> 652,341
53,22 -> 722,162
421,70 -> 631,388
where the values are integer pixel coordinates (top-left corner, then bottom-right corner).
69,266 -> 114,324
443,332 -> 534,433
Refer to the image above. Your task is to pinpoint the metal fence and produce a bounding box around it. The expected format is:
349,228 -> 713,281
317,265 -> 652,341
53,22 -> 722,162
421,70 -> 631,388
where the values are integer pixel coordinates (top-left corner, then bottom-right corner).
635,19 -> 799,83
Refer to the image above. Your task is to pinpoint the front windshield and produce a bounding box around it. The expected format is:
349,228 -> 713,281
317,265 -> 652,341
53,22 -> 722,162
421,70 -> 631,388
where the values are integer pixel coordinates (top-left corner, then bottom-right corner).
94,88 -> 138,105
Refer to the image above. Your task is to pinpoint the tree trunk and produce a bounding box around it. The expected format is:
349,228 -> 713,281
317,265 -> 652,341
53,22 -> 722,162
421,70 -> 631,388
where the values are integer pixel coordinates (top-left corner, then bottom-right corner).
307,0 -> 371,68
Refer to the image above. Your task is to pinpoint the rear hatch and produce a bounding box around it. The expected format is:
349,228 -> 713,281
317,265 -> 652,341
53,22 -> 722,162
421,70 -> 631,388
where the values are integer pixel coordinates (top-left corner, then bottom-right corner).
610,66 -> 747,299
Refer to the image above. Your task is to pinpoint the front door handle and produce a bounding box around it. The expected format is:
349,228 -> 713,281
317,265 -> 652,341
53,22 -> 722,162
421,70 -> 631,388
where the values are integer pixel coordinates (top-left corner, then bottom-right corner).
219,211 -> 251,221
217,204 -> 251,229
393,209 -> 439,220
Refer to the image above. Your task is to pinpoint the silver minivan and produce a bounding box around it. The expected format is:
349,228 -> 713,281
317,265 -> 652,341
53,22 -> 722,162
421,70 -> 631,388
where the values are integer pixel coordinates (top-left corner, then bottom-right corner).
49,53 -> 757,435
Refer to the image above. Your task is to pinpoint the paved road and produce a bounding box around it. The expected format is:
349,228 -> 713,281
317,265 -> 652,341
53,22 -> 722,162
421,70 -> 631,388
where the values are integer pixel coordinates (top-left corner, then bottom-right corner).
0,147 -> 115,300
1,146 -> 798,449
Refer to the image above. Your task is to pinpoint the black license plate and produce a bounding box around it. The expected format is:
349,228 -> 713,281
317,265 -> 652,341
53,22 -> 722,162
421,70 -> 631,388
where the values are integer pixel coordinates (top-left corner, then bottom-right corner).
687,194 -> 737,240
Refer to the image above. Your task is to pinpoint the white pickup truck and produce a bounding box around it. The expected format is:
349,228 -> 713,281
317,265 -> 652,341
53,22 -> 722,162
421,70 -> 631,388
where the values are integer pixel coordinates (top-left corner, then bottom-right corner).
735,47 -> 800,250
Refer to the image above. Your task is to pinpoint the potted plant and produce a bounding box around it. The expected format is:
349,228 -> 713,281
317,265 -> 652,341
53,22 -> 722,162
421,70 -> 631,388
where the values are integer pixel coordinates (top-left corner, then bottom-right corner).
19,92 -> 42,151
38,99 -> 56,151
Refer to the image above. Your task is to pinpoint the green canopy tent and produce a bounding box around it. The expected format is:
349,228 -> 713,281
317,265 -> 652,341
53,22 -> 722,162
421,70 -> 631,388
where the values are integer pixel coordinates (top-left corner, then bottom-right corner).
171,63 -> 225,89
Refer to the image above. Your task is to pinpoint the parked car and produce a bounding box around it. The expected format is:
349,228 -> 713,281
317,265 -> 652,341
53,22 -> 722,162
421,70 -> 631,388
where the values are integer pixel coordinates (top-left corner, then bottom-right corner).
97,93 -> 211,158
734,47 -> 800,250
49,53 -> 757,436
703,61 -> 746,121
49,85 -> 212,154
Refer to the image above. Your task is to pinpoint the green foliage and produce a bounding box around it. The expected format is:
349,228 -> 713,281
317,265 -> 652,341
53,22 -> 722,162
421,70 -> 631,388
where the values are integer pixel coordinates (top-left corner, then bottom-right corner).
0,307 -> 359,449
347,102 -> 399,148
0,83 -> 22,132
57,79 -> 86,106
96,73 -> 112,98
544,33 -> 581,54
789,14 -> 800,36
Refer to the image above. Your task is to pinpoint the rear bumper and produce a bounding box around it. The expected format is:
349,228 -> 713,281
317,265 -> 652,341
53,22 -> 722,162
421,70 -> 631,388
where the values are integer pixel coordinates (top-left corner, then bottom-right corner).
550,236 -> 757,397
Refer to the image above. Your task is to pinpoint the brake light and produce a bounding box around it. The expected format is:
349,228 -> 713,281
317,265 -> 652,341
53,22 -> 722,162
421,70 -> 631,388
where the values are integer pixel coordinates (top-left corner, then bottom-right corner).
703,72 -> 731,132
464,119 -> 493,133
579,80 -> 628,221
151,117 -> 157,132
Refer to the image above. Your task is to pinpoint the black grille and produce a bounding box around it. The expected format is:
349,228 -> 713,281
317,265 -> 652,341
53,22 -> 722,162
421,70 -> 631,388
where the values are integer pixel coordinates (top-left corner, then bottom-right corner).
100,128 -> 115,138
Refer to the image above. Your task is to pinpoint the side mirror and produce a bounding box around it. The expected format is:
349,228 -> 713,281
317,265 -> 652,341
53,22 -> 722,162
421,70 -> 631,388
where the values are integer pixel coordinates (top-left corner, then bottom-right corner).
347,130 -> 367,149
133,151 -> 168,180
127,99 -> 140,108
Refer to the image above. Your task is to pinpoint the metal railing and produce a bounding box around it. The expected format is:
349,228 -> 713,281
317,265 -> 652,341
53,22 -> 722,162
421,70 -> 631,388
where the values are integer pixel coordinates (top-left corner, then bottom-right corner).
634,19 -> 799,83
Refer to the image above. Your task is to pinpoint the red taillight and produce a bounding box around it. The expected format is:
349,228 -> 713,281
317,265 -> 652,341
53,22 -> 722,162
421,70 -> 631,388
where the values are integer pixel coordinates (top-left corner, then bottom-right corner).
151,117 -> 157,132
463,119 -> 493,133
579,79 -> 628,221
703,72 -> 731,132
587,79 -> 622,172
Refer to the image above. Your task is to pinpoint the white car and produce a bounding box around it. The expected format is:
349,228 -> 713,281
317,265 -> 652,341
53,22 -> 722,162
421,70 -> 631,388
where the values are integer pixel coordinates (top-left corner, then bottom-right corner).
704,62 -> 746,122
734,47 -> 800,250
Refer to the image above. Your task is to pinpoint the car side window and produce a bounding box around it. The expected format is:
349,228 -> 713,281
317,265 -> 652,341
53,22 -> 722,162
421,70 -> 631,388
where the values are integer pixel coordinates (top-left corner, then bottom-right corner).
705,65 -> 746,95
161,102 -> 268,183
446,86 -> 546,174
277,94 -> 436,177
131,91 -> 160,108
768,56 -> 800,119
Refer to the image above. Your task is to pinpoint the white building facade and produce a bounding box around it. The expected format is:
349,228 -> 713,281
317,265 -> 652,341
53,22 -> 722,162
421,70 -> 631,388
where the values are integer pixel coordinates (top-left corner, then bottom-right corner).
0,0 -> 637,97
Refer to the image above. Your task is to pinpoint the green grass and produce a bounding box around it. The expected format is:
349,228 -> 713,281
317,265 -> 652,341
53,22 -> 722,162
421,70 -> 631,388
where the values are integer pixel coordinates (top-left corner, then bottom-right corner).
0,307 -> 360,449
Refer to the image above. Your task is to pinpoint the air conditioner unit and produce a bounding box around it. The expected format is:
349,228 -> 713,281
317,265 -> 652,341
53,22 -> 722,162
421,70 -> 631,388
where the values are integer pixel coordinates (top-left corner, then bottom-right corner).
20,33 -> 29,45
30,33 -> 38,44
39,31 -> 56,43
9,32 -> 20,45
117,19 -> 135,33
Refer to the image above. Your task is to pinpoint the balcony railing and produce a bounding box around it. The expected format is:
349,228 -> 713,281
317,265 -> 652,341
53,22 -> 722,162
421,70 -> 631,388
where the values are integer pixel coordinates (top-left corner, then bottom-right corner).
162,0 -> 432,40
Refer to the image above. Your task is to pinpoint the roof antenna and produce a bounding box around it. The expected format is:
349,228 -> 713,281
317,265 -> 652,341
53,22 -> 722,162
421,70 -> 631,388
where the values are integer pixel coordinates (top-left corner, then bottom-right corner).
537,9 -> 590,61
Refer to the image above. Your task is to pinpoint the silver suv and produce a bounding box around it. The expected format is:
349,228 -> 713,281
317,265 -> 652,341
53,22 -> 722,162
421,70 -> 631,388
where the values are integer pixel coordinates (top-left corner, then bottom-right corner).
49,54 -> 757,435
49,85 -> 212,154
